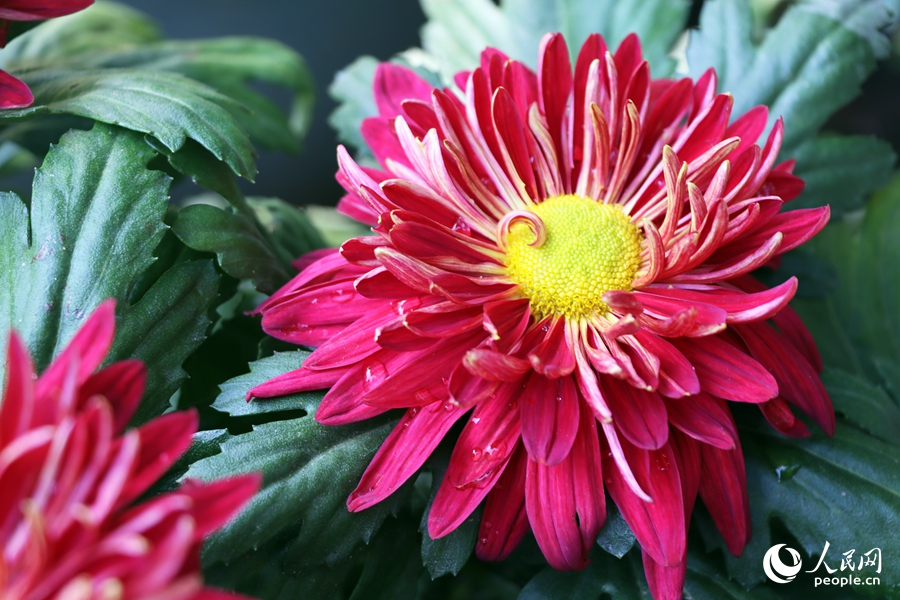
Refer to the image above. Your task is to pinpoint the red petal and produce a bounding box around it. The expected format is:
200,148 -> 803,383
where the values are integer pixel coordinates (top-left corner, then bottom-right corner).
670,335 -> 777,403
643,550 -> 687,600
78,360 -> 146,433
527,317 -> 576,378
178,473 -> 261,538
463,347 -> 531,382
759,396 -> 811,437
446,389 -> 520,488
633,330 -> 700,399
349,402 -> 467,511
604,437 -> 685,567
698,440 -> 751,556
118,410 -> 198,507
0,0 -> 92,21
519,372 -> 579,465
0,69 -> 32,108
525,406 -> 604,570
664,392 -> 737,450
476,444 -> 529,561
36,299 -> 116,405
735,322 -> 834,435
1,332 -> 36,445
602,377 -> 669,450
373,63 -> 433,118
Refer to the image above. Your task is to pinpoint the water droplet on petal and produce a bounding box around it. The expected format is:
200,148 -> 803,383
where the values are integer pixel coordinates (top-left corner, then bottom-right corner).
453,217 -> 472,236
507,400 -> 518,410
480,537 -> 488,545
471,448 -> 483,461
332,288 -> 355,304
363,360 -> 388,393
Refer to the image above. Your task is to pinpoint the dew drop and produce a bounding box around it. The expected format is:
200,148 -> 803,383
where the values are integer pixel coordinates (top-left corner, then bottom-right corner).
332,288 -> 355,304
507,400 -> 518,410
472,417 -> 481,424
417,388 -> 438,404
471,448 -> 483,461
484,521 -> 493,530
409,407 -> 420,417
363,360 -> 388,393
480,537 -> 488,545
775,464 -> 801,482
452,217 -> 472,236
655,452 -> 670,472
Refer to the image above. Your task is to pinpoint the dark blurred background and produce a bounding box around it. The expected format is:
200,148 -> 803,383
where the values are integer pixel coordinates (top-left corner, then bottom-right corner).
121,0 -> 428,206
120,0 -> 899,207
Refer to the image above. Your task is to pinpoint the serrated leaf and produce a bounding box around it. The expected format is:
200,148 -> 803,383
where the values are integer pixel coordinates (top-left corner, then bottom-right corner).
11,37 -> 315,153
213,350 -> 319,418
789,134 -> 895,216
0,68 -> 257,180
0,124 -> 217,426
688,0 -> 885,150
420,440 -> 481,579
697,414 -> 900,591
792,173 -> 900,381
116,259 -> 219,425
171,204 -> 288,295
821,368 -> 900,445
186,351 -> 405,593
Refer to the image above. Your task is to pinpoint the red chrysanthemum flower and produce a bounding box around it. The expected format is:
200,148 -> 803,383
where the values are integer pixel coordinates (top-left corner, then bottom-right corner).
0,300 -> 260,600
250,33 -> 833,599
0,0 -> 94,108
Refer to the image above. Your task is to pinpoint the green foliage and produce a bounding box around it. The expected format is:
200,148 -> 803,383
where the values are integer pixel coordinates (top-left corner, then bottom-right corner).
172,204 -> 289,295
185,351 -> 410,598
687,0 -> 896,211
0,124 -> 219,424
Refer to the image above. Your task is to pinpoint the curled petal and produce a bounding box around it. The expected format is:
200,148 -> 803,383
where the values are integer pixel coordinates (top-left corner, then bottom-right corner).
497,210 -> 547,251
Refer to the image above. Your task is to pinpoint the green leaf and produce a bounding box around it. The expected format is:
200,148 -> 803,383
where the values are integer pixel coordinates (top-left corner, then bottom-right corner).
688,0 -> 886,151
0,68 -> 257,180
420,0 -> 690,81
249,197 -> 328,265
789,134 -> 895,216
171,204 -> 289,295
212,350 -> 318,418
596,499 -> 636,559
0,124 -> 217,422
697,414 -> 900,591
420,441 -> 481,579
821,368 -> 900,445
331,0 -> 691,153
116,259 -> 219,425
519,549 -> 650,600
792,173 -> 900,380
185,351 -> 406,593
0,2 -> 162,61
328,56 -> 379,158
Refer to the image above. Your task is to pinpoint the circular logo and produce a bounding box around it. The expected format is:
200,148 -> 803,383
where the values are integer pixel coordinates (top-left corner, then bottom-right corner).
763,544 -> 803,583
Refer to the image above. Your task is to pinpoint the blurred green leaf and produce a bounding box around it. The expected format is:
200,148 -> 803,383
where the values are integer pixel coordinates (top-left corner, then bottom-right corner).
328,55 -> 378,158
821,368 -> 900,445
0,123 -> 218,424
789,134 -> 895,216
249,197 -> 328,265
0,2 -> 161,60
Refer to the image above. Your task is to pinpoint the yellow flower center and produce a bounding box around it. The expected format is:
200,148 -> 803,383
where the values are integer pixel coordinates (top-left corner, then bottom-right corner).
503,195 -> 643,320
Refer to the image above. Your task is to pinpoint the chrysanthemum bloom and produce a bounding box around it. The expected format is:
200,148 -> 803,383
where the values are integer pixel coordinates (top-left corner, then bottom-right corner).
250,33 -> 832,599
0,0 -> 93,107
0,300 -> 260,600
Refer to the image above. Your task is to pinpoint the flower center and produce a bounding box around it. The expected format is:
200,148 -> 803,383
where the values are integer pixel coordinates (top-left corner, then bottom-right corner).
503,195 -> 643,320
